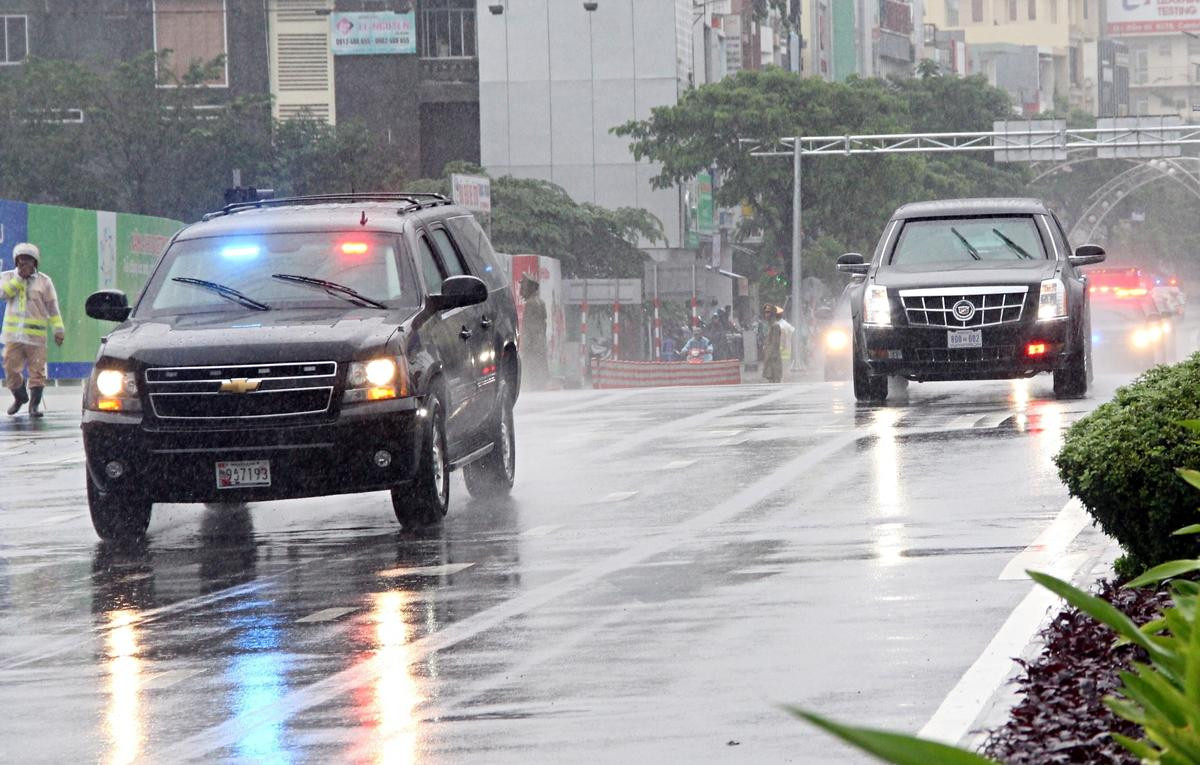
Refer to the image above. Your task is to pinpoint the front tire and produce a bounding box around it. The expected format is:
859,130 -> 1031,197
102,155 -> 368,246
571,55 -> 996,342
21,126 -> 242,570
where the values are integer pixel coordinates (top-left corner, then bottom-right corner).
1053,350 -> 1088,399
852,345 -> 888,402
87,472 -> 152,542
463,378 -> 516,498
392,396 -> 449,529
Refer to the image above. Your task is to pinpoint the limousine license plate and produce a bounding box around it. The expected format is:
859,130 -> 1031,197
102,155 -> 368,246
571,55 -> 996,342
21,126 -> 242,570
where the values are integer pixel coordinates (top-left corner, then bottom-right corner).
947,329 -> 982,349
216,460 -> 271,489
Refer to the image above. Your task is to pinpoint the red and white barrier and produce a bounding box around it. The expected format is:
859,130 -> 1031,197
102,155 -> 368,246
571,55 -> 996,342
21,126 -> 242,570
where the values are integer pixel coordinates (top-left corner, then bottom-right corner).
592,359 -> 742,389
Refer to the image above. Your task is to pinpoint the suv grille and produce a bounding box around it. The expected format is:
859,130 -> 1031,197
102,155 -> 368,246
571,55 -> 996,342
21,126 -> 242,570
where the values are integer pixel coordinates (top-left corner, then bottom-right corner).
900,286 -> 1028,329
146,362 -> 337,421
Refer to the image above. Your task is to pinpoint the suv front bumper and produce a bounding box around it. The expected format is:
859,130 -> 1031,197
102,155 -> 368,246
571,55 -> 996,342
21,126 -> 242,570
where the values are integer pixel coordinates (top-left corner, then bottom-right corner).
860,319 -> 1076,381
82,397 -> 427,503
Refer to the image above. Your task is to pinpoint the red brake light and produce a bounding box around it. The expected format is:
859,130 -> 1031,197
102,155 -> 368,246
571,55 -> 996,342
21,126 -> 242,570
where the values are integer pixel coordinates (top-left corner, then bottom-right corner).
1027,343 -> 1047,357
340,242 -> 369,256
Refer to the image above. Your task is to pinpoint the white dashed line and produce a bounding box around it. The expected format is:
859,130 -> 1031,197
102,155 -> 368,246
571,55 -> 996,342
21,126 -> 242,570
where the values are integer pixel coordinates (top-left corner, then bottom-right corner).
600,491 -> 638,503
376,562 -> 476,578
521,525 -> 562,538
661,460 -> 696,470
144,668 -> 206,690
998,498 -> 1091,581
296,607 -> 359,624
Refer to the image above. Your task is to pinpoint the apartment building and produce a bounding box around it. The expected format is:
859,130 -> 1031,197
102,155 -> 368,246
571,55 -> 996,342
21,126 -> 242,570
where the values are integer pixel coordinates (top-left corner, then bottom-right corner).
1106,0 -> 1200,118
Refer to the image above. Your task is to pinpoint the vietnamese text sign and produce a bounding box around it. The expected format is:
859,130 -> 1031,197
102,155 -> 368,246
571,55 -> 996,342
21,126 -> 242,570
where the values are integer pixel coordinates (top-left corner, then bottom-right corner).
331,12 -> 416,56
451,174 -> 492,214
1107,0 -> 1200,35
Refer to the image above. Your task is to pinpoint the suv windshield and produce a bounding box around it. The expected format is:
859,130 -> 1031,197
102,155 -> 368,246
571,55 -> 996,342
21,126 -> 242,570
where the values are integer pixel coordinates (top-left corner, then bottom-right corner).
137,232 -> 415,317
890,217 -> 1047,266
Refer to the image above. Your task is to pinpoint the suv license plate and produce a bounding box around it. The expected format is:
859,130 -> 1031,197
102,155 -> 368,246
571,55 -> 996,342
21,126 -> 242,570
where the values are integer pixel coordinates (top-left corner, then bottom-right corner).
947,330 -> 982,349
216,460 -> 271,489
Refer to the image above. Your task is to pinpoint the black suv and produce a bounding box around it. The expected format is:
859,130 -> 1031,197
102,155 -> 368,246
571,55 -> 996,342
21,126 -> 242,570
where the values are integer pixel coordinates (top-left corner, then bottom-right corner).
837,198 -> 1105,403
82,193 -> 519,541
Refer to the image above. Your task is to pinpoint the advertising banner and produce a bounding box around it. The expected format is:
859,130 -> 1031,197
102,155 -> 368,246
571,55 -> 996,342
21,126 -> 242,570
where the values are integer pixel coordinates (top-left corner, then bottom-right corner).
451,174 -> 492,214
1107,0 -> 1200,35
505,254 -> 566,380
331,12 -> 417,55
0,201 -> 181,379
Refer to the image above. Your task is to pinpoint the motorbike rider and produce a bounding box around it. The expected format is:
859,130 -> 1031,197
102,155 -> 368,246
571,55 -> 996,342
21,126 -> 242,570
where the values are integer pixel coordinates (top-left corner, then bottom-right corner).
679,326 -> 714,362
2,243 -> 65,417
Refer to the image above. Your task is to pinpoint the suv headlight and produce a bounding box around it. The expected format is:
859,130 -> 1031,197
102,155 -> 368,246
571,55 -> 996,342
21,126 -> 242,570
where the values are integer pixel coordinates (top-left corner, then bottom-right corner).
863,285 -> 891,326
87,368 -> 140,412
344,357 -> 409,403
1038,279 -> 1068,321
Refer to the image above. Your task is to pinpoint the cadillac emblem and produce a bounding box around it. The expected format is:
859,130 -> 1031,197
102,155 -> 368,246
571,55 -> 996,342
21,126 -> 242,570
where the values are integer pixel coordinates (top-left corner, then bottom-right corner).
951,299 -> 977,322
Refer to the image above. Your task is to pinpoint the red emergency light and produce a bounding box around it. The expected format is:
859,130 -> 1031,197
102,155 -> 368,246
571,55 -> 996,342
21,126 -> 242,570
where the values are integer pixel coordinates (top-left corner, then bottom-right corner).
340,242 -> 369,256
1026,343 -> 1047,357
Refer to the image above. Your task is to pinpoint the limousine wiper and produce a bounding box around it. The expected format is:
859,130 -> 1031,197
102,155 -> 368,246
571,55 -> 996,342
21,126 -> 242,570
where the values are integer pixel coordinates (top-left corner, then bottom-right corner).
171,277 -> 270,311
271,273 -> 388,309
991,228 -> 1035,260
950,227 -> 982,261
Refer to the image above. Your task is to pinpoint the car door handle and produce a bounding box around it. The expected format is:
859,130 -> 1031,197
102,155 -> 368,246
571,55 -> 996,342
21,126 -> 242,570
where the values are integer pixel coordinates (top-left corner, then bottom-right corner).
480,316 -> 493,329
460,326 -> 473,340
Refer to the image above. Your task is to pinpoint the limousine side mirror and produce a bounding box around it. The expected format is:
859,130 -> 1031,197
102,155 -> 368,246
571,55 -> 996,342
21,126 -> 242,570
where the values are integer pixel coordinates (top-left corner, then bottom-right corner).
1069,244 -> 1106,267
86,290 -> 132,322
836,253 -> 870,275
427,275 -> 488,312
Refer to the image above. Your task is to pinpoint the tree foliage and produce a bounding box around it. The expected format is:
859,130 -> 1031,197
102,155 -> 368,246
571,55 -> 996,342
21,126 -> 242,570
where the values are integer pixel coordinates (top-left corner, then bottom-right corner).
614,68 -> 1028,281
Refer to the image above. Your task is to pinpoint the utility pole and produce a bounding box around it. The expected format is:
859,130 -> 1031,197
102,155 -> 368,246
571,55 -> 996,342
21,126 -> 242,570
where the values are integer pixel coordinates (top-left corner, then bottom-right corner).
790,138 -> 802,371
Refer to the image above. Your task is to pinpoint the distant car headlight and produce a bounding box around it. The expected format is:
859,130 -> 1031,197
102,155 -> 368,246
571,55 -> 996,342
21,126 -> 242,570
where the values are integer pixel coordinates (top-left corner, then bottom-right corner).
345,357 -> 407,403
1131,324 -> 1164,349
825,327 -> 850,351
1038,279 -> 1068,321
88,368 -> 140,412
863,285 -> 891,326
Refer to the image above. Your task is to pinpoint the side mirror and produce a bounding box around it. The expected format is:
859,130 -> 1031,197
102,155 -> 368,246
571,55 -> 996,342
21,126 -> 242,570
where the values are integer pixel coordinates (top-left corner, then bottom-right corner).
836,252 -> 870,275
426,275 -> 488,312
85,290 -> 131,322
1069,244 -> 1106,267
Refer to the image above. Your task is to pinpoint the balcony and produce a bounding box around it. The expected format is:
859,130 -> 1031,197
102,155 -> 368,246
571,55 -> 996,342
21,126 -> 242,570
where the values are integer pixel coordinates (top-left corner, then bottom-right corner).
879,30 -> 914,63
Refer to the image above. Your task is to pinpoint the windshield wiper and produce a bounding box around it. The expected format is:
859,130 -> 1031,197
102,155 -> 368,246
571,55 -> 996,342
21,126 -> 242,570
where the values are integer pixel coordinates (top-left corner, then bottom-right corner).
949,227 -> 982,261
271,274 -> 387,310
991,228 -> 1035,260
171,277 -> 270,311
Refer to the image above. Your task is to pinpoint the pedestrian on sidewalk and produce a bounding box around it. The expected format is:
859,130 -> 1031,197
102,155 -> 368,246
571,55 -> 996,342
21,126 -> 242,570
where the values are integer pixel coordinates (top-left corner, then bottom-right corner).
2,243 -> 64,418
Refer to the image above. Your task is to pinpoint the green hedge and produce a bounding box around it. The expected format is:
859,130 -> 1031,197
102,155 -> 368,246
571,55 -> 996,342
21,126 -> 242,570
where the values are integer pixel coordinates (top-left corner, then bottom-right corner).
1055,355 -> 1200,573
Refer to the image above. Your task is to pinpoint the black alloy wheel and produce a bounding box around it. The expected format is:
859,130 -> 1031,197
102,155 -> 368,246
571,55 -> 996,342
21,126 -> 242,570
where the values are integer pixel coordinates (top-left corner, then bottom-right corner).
463,376 -> 516,498
87,471 -> 152,542
392,395 -> 449,529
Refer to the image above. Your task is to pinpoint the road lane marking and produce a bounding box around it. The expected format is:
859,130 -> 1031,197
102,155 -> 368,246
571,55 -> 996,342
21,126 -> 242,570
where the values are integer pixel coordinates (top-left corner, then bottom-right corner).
998,498 -> 1090,581
144,668 -> 206,690
919,498 -> 1101,746
296,607 -> 358,624
594,386 -> 796,459
976,412 -> 1014,429
376,562 -> 475,578
157,423 -> 862,761
946,414 -> 985,430
600,491 -> 638,503
661,459 -> 696,470
521,525 -> 562,537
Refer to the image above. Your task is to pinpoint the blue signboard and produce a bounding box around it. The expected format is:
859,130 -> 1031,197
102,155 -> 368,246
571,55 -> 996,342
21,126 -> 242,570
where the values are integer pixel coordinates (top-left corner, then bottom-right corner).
0,199 -> 28,272
331,12 -> 416,55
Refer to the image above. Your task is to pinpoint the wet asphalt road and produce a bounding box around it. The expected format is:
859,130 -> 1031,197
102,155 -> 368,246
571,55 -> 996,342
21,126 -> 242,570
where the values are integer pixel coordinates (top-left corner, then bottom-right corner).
0,357 -> 1177,762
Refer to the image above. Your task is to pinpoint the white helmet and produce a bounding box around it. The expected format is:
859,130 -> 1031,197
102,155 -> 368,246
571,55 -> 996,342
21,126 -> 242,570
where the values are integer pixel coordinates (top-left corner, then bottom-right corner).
12,242 -> 39,266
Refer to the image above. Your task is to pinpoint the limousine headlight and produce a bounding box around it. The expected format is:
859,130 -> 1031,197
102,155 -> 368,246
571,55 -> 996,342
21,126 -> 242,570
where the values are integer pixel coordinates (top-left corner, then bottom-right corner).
1038,279 -> 1067,321
863,285 -> 891,326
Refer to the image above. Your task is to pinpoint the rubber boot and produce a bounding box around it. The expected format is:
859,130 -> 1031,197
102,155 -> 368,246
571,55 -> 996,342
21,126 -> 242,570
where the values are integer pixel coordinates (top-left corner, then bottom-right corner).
28,387 -> 43,418
6,384 -> 27,416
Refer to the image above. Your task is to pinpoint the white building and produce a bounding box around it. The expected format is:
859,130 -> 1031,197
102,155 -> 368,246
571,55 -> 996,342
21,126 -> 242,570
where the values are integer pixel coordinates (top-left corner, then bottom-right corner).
477,0 -> 691,252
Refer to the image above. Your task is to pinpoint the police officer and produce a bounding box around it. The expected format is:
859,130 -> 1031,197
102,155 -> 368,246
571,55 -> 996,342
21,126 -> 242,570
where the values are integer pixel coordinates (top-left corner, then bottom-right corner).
2,243 -> 64,417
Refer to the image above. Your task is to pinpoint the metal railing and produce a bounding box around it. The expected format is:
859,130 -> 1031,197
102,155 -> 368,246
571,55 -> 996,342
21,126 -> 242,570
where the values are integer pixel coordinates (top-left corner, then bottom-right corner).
420,7 -> 476,59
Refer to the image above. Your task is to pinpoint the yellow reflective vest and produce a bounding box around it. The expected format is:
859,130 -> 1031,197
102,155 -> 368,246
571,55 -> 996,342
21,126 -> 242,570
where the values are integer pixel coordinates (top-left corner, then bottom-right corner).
1,270 -> 63,346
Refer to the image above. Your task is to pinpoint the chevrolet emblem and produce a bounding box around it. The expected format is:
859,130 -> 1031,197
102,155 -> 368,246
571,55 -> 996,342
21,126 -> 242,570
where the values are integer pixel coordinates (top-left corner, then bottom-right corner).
219,378 -> 262,394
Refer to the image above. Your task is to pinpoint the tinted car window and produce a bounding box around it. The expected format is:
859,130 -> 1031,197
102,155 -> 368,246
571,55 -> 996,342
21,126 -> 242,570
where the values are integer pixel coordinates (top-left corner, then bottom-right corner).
416,235 -> 445,294
446,214 -> 507,290
431,228 -> 467,277
140,233 -> 412,316
890,217 -> 1047,266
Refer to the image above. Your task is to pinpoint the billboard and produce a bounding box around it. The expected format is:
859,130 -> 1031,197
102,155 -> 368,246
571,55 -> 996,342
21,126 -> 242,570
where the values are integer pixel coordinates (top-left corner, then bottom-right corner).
450,174 -> 492,214
0,201 -> 181,379
1107,0 -> 1200,35
331,12 -> 417,55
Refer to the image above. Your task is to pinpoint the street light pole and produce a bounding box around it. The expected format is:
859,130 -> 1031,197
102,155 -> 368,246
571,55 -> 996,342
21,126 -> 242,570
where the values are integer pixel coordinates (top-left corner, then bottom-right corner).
790,137 -> 803,371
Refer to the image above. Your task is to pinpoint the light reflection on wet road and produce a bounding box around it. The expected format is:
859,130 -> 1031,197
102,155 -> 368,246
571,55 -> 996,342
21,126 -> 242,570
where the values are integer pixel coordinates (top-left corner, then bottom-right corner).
0,369 -> 1158,762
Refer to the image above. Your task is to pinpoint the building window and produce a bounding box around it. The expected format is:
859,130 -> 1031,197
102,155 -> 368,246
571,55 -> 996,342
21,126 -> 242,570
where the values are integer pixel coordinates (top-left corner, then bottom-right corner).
946,0 -> 959,26
420,0 -> 476,59
153,0 -> 227,86
971,0 -> 982,22
1158,42 -> 1172,57
1131,46 -> 1148,86
1083,0 -> 1088,18
1049,0 -> 1057,23
1028,0 -> 1036,20
0,16 -> 27,65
